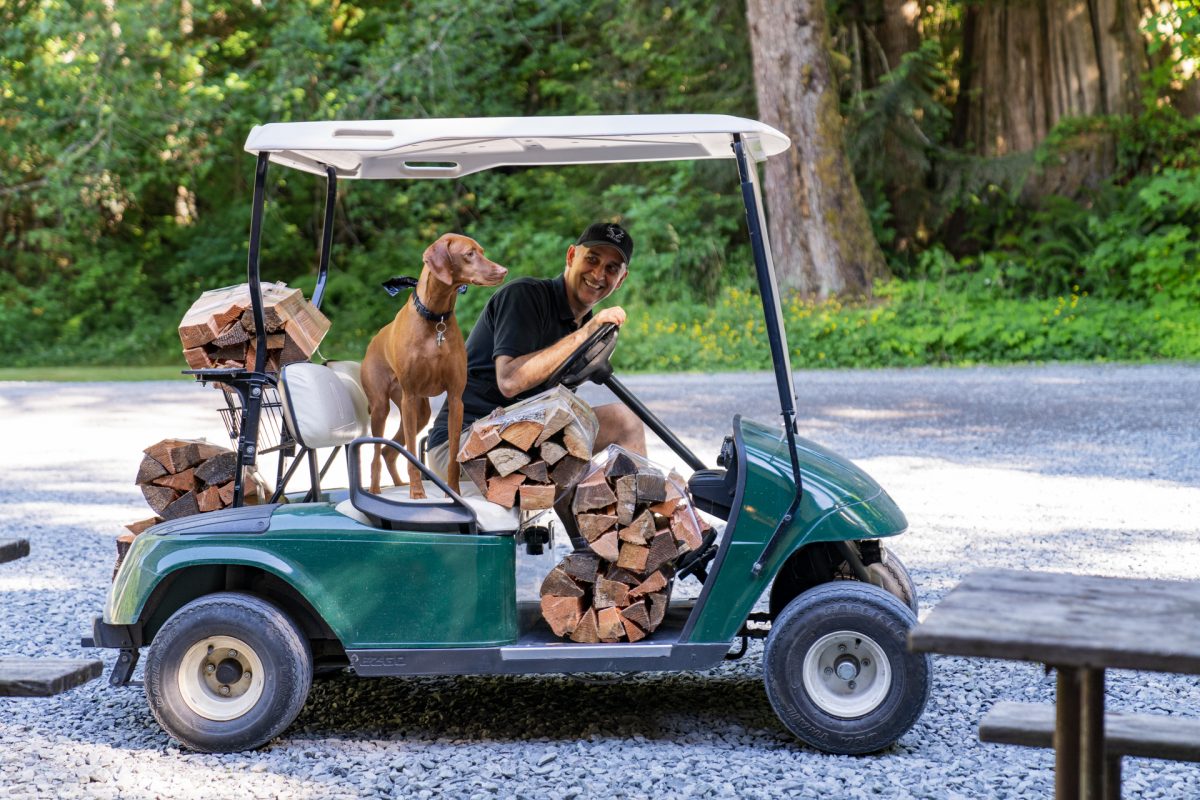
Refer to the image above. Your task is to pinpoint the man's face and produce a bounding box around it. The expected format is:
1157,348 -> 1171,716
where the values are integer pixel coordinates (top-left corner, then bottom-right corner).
564,243 -> 627,314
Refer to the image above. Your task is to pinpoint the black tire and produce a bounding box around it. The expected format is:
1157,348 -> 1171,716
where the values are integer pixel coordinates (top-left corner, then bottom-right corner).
868,546 -> 919,614
763,581 -> 930,755
144,592 -> 312,753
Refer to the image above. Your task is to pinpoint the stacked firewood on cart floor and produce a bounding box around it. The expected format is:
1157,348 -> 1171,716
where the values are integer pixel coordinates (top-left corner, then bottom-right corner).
540,446 -> 712,643
178,281 -> 330,374
117,438 -> 268,578
456,386 -> 598,511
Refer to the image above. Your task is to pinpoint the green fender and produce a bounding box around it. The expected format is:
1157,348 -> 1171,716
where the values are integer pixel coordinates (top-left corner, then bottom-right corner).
684,417 -> 907,644
108,504 -> 518,649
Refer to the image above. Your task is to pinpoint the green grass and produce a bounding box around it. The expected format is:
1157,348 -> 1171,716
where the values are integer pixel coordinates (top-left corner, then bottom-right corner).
0,366 -> 192,382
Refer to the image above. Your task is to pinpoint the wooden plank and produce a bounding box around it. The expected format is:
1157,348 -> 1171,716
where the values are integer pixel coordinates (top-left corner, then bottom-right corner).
909,569 -> 1200,674
980,701 -> 1200,762
0,658 -> 103,697
0,538 -> 30,564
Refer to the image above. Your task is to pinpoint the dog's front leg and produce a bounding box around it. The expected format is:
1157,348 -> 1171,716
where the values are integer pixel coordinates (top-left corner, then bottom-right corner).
445,393 -> 464,495
401,393 -> 430,499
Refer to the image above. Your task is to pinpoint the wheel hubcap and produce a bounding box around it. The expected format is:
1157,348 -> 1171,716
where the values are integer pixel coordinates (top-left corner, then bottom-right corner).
802,630 -> 891,718
178,635 -> 265,721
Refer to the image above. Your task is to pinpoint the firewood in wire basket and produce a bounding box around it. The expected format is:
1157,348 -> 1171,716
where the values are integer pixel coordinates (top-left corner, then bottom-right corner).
628,569 -> 668,599
615,542 -> 650,573
460,425 -> 503,461
162,490 -> 199,521
620,615 -> 648,643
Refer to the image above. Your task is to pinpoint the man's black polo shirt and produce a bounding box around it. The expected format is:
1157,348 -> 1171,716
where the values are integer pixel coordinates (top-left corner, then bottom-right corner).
427,274 -> 590,450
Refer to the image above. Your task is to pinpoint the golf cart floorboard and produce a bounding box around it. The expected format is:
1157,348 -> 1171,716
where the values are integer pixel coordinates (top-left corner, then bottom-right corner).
346,601 -> 730,677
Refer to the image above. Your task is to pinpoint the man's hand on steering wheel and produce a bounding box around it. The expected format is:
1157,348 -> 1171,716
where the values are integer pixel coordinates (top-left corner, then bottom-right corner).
589,305 -> 626,331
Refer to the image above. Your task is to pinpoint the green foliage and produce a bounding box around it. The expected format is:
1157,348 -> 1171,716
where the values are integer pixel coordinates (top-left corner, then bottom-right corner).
612,280 -> 1200,372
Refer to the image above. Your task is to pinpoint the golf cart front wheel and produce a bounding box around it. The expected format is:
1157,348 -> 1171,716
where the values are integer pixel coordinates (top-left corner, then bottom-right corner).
144,592 -> 312,753
763,581 -> 930,755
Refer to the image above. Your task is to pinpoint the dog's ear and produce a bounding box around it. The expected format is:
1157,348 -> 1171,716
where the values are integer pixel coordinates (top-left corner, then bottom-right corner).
423,236 -> 454,286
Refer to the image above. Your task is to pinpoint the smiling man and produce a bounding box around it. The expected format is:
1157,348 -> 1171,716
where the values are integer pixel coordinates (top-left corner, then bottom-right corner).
426,222 -> 646,481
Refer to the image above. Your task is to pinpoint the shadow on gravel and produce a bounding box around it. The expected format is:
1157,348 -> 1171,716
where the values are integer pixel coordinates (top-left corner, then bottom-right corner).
294,670 -> 786,746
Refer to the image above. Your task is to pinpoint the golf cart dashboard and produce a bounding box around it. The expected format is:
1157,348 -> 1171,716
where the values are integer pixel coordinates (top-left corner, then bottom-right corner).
687,435 -> 740,520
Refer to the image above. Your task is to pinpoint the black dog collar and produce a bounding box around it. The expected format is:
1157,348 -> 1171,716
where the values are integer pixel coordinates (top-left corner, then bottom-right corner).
381,276 -> 467,323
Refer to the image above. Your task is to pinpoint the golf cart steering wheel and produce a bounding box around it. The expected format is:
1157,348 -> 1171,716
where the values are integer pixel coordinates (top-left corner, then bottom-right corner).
549,322 -> 619,389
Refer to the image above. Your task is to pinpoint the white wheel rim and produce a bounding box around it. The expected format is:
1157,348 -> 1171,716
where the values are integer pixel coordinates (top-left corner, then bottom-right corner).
801,630 -> 892,718
177,635 -> 266,721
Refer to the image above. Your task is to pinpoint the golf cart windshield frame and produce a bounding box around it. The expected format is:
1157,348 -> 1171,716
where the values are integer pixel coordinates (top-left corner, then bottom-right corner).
235,118 -> 804,560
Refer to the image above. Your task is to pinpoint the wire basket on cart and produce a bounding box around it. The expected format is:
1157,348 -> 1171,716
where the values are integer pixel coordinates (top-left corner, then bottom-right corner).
216,384 -> 291,456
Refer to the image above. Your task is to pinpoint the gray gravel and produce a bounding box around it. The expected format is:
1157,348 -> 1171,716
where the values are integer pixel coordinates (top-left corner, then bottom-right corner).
1,363 -> 1198,798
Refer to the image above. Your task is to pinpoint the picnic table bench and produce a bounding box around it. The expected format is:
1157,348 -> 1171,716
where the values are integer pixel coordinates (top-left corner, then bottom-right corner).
0,537 -> 30,564
0,537 -> 104,697
909,568 -> 1200,800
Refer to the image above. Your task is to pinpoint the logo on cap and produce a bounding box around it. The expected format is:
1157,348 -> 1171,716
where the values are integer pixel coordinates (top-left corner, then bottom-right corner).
605,225 -> 625,243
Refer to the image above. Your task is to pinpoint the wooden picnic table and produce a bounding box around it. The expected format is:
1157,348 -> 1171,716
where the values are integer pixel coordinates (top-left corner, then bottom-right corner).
0,537 -> 104,697
909,568 -> 1200,800
0,538 -> 30,564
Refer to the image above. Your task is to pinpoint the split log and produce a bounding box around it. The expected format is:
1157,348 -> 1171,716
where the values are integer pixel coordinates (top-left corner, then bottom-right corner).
486,447 -> 531,478
589,530 -> 620,562
131,439 -> 260,555
538,446 -> 711,642
541,595 -> 584,637
596,607 -> 625,642
499,419 -> 544,451
485,472 -> 525,508
539,440 -> 567,465
454,387 -> 599,513
518,484 -> 556,511
178,282 -> 329,373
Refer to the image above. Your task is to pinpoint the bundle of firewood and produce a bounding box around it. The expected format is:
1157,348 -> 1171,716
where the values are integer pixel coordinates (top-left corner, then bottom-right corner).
118,438 -> 268,578
457,386 -> 599,511
178,282 -> 330,373
539,448 -> 709,643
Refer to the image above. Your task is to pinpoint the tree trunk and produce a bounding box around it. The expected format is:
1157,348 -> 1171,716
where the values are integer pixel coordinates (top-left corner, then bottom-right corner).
747,0 -> 890,299
958,0 -> 1150,157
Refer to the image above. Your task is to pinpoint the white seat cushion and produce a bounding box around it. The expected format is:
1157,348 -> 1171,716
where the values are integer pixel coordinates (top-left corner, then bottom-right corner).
335,482 -> 520,533
279,362 -> 368,448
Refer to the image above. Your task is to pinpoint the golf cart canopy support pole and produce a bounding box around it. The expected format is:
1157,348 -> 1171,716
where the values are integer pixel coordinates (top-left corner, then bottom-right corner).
313,165 -> 337,310
232,151 -> 275,507
732,135 -> 804,577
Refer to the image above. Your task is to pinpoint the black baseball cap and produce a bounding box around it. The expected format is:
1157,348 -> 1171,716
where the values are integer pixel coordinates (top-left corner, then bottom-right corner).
576,222 -> 633,266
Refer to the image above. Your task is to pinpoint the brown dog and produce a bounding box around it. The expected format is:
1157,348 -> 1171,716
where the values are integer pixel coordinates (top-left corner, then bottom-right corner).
361,233 -> 507,498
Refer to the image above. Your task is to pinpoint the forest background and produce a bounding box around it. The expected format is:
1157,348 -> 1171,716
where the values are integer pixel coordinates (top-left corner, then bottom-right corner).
3,0 -> 1199,373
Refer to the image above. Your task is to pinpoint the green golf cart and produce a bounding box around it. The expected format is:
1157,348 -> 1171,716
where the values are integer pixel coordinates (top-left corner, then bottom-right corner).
84,114 -> 930,755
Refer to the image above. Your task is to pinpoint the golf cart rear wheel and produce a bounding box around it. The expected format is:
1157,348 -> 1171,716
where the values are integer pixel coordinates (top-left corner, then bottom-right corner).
144,592 -> 312,753
763,582 -> 930,755
867,547 -> 918,614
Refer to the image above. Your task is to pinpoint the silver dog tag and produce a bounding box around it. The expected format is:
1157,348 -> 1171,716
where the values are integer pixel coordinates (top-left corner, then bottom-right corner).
435,321 -> 446,347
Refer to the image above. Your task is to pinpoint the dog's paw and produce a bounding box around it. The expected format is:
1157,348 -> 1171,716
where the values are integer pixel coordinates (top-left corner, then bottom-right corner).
408,484 -> 427,500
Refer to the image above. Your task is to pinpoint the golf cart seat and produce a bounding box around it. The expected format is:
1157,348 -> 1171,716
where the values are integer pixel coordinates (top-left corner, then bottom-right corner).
278,362 -> 518,534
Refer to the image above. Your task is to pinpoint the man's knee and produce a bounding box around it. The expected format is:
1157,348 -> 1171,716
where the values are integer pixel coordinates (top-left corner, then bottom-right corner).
594,402 -> 646,455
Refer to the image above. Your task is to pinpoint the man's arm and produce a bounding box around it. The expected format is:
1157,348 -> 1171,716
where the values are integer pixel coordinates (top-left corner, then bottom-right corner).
495,306 -> 626,398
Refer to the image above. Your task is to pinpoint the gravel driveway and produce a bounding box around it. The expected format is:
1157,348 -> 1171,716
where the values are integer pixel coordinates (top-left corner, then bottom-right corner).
1,363 -> 1198,799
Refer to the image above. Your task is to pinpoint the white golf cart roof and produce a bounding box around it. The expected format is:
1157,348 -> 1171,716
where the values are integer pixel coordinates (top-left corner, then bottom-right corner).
243,114 -> 790,179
